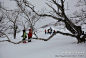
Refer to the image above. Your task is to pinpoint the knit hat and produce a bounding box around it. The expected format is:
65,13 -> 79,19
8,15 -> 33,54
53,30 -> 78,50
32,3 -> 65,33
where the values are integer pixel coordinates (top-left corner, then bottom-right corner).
29,29 -> 31,31
23,29 -> 25,32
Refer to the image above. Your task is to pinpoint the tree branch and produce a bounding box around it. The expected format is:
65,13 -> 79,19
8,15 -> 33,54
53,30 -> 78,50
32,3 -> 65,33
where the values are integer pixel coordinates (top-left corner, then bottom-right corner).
45,2 -> 62,17
32,31 -> 76,41
52,0 -> 62,11
39,14 -> 64,22
0,30 -> 76,44
22,0 -> 64,22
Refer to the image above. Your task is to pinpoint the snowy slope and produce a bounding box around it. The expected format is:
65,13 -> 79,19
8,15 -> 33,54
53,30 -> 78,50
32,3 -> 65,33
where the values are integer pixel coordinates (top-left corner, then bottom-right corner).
0,28 -> 86,58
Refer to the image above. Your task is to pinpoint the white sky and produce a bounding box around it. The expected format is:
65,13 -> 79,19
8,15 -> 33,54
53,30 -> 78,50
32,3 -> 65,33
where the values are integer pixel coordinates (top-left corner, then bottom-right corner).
0,0 -> 80,14
0,0 -> 84,28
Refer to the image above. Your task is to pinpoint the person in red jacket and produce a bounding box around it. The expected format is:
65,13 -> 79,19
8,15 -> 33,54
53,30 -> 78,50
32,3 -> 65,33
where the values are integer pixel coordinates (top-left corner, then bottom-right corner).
47,29 -> 49,34
53,30 -> 56,33
28,29 -> 32,42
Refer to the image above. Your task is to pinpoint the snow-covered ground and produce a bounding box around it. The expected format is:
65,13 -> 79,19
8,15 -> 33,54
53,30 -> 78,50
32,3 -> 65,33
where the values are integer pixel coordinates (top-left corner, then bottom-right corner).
0,28 -> 86,58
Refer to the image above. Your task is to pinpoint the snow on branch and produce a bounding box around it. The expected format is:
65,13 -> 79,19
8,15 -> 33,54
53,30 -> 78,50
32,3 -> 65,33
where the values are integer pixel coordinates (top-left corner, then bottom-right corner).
0,30 -> 76,44
32,31 -> 76,41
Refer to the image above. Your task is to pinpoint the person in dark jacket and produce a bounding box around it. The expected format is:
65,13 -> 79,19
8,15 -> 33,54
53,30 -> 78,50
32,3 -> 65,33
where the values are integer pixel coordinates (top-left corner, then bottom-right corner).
22,29 -> 27,43
28,29 -> 32,42
50,27 -> 52,34
45,29 -> 46,34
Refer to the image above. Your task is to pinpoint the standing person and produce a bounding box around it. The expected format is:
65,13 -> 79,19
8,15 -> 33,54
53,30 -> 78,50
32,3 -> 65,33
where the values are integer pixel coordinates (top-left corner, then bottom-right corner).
28,29 -> 32,42
50,27 -> 52,34
45,29 -> 46,34
47,29 -> 49,34
53,30 -> 56,33
22,29 -> 27,43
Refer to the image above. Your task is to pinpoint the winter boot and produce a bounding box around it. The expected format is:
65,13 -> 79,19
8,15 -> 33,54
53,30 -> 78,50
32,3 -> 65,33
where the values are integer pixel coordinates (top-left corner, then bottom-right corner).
22,42 -> 24,43
28,40 -> 31,42
24,41 -> 26,43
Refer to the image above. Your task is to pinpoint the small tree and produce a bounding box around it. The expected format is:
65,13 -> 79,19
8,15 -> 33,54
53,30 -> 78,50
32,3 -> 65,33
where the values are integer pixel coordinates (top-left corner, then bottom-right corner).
0,2 -> 9,35
0,5 -> 21,39
72,0 -> 86,26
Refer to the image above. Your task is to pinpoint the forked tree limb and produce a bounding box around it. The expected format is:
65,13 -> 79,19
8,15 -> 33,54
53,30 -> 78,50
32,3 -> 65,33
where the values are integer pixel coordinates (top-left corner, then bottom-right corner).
33,31 -> 76,41
0,31 -> 10,40
0,31 -> 76,44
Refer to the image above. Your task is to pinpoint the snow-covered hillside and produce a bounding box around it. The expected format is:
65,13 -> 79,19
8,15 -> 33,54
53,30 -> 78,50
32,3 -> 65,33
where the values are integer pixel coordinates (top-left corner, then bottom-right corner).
0,28 -> 86,58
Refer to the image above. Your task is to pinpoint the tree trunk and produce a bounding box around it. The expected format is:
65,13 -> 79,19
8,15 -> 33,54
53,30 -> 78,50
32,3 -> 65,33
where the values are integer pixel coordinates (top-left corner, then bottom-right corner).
64,15 -> 84,43
14,23 -> 16,39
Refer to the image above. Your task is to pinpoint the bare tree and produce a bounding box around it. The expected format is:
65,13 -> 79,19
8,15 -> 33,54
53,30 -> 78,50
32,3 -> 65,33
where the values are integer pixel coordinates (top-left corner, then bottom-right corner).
0,0 -> 40,43
71,0 -> 86,26
0,15 -> 5,37
22,10 -> 41,32
4,10 -> 20,39
0,0 -> 86,44
14,0 -> 85,43
0,2 -> 10,37
12,0 -> 41,39
75,0 -> 86,7
0,4 -> 21,39
71,10 -> 86,26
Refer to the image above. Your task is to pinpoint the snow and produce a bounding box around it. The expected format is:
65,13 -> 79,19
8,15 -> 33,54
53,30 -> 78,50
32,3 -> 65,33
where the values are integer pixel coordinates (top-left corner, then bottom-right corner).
0,0 -> 86,58
0,28 -> 86,58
